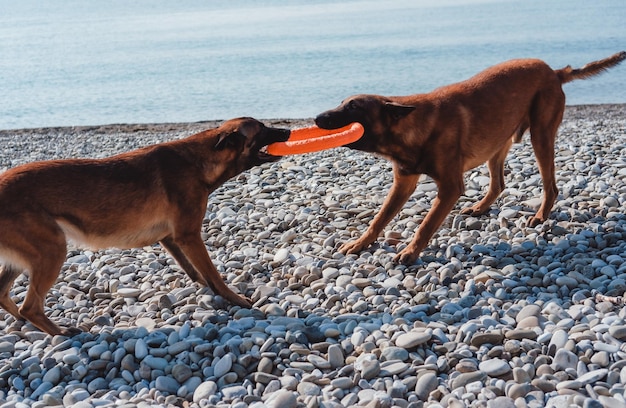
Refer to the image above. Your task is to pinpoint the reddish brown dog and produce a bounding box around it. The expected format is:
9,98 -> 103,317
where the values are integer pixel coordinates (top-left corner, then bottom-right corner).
0,117 -> 289,336
315,52 -> 625,264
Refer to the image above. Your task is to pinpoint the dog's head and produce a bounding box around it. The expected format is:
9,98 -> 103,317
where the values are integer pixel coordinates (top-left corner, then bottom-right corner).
315,95 -> 415,152
212,117 -> 290,173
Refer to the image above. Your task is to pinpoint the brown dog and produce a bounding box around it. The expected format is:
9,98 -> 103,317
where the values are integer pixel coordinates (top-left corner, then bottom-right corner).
315,52 -> 625,264
0,117 -> 289,336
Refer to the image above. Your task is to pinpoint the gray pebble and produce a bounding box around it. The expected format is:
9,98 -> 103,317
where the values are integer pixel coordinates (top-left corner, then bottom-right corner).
553,348 -> 578,371
395,330 -> 431,348
193,381 -> 218,403
155,376 -> 180,394
214,354 -> 233,378
222,385 -> 248,399
479,358 -> 511,377
415,372 -> 438,400
265,389 -> 298,408
297,381 -> 321,396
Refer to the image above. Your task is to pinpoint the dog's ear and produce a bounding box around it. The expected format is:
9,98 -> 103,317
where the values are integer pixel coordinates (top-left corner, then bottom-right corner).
384,102 -> 415,121
215,131 -> 246,150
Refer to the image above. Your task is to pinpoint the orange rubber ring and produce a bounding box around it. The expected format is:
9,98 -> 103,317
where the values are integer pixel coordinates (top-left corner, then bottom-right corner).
267,122 -> 364,156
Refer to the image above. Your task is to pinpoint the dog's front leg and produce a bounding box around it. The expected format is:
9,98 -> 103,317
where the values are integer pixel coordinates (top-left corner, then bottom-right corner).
160,237 -> 206,285
340,166 -> 420,255
396,177 -> 464,264
168,233 -> 252,308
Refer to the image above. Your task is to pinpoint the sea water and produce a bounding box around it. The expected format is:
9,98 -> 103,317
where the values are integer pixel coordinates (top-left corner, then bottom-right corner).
0,0 -> 624,129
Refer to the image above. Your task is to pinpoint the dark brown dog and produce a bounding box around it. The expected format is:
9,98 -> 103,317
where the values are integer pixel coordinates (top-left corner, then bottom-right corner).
0,117 -> 289,336
315,52 -> 625,264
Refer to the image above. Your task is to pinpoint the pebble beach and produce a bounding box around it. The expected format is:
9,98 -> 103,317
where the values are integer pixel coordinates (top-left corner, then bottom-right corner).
0,104 -> 626,408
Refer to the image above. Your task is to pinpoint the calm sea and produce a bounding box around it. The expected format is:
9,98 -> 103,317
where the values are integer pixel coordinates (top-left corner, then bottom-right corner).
1,0 -> 624,130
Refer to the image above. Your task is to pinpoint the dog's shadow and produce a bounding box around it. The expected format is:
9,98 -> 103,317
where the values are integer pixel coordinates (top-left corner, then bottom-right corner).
409,209 -> 626,303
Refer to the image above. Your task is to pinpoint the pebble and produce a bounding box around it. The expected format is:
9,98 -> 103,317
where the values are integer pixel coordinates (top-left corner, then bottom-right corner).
415,372 -> 439,400
172,364 -> 193,383
193,381 -> 218,404
553,349 -> 579,371
213,354 -> 233,378
452,371 -> 487,389
328,343 -> 345,368
471,331 -> 504,346
116,287 -> 142,298
155,376 -> 180,394
265,389 -> 298,408
296,382 -> 321,396
0,341 -> 14,353
134,338 -> 148,360
380,346 -> 409,361
479,359 -> 511,377
361,359 -> 381,380
222,385 -> 247,399
395,329 -> 432,348
609,325 -> 626,340
1,108 -> 626,407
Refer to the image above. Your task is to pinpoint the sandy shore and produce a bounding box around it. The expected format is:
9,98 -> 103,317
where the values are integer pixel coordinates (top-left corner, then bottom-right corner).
0,104 -> 626,407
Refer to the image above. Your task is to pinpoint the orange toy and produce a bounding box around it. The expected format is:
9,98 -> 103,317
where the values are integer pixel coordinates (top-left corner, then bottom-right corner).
267,122 -> 364,156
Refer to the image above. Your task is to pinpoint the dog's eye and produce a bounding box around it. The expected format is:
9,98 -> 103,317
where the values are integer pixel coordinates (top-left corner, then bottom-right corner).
347,101 -> 357,111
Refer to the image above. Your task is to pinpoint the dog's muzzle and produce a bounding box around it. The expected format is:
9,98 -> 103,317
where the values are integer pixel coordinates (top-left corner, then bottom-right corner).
256,128 -> 290,163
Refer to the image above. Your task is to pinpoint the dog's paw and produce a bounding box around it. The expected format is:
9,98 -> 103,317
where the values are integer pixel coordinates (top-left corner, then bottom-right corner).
339,239 -> 369,255
527,215 -> 546,228
229,294 -> 253,309
59,326 -> 82,337
460,205 -> 488,216
394,248 -> 420,265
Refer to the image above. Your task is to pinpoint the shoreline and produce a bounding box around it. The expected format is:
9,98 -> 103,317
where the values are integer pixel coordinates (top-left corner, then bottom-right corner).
1,103 -> 624,136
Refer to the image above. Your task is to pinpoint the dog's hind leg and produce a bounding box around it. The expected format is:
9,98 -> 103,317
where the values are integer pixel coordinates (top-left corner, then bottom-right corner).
339,166 -> 420,255
170,233 -> 252,308
513,119 -> 530,143
0,265 -> 23,320
461,138 -> 513,216
527,92 -> 564,227
19,228 -> 79,336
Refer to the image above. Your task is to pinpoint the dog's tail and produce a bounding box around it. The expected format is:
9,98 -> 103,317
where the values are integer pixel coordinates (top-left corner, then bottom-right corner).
556,51 -> 626,84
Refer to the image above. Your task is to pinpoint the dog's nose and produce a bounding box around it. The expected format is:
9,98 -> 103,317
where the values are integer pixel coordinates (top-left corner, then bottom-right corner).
279,128 -> 290,140
269,127 -> 290,142
314,114 -> 329,129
